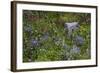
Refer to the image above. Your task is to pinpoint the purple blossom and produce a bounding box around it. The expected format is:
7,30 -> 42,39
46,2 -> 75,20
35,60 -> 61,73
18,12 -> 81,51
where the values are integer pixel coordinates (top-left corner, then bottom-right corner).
64,22 -> 79,37
75,36 -> 84,45
70,45 -> 80,54
64,24 -> 68,30
65,22 -> 79,30
31,39 -> 39,46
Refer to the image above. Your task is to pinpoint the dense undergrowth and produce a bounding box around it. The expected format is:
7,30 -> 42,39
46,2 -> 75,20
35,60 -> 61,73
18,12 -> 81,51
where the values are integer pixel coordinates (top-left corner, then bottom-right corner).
23,10 -> 91,62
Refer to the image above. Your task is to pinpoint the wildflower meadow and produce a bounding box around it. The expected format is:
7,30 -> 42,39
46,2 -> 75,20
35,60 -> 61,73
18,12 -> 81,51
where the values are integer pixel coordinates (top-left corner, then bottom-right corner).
23,10 -> 91,62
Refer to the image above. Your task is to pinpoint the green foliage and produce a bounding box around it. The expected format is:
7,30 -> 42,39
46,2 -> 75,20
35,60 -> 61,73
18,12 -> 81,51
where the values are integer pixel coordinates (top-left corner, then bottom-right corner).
23,10 -> 91,62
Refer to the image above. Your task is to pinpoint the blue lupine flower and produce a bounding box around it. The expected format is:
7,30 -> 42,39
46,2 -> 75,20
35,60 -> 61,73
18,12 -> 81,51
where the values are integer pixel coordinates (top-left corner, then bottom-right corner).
70,45 -> 80,54
75,36 -> 84,45
65,22 -> 79,30
64,22 -> 79,37
31,39 -> 39,46
64,24 -> 68,30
